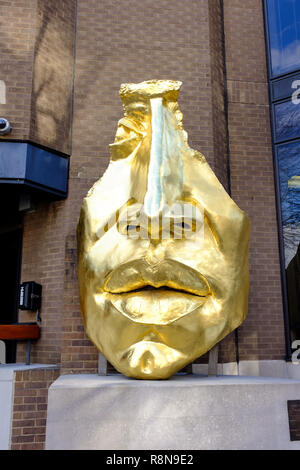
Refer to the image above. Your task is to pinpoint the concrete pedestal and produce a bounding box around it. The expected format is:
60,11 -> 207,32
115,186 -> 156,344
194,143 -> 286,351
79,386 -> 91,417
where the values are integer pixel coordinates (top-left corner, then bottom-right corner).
45,374 -> 300,450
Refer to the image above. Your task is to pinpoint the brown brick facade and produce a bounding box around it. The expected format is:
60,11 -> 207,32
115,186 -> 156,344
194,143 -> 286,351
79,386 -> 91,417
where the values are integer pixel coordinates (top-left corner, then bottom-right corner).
12,0 -> 286,370
28,0 -> 76,154
0,0 -> 37,140
0,0 -> 294,451
14,0 -> 76,364
0,0 -> 76,153
0,2 -> 291,449
60,0 -> 233,374
223,0 -> 286,360
17,199 -> 68,365
10,367 -> 60,450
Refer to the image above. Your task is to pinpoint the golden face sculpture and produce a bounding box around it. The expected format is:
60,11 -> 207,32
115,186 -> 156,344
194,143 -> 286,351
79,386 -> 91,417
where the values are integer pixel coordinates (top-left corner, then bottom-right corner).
77,80 -> 250,379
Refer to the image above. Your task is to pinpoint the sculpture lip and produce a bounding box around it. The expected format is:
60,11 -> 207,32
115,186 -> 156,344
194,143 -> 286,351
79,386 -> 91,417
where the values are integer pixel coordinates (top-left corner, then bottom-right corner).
102,260 -> 211,324
103,259 -> 211,298
107,284 -> 209,297
106,286 -> 209,325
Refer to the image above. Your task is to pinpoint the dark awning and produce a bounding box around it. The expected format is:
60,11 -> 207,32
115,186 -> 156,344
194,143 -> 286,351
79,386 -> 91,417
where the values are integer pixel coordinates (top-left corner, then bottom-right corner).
0,141 -> 69,199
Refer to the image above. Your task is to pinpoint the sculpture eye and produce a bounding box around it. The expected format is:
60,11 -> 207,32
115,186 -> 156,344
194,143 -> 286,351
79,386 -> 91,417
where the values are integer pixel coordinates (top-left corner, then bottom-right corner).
126,224 -> 140,232
174,222 -> 190,229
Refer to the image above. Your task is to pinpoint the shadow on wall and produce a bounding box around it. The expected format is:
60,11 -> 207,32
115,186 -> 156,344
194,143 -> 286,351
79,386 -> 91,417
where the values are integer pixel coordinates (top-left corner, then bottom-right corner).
30,1 -> 75,153
0,1 -> 75,154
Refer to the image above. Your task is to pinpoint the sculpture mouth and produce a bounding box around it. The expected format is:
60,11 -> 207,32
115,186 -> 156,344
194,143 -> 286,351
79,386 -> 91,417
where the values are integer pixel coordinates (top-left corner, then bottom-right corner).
104,259 -> 210,293
106,285 -> 209,325
102,259 -> 211,324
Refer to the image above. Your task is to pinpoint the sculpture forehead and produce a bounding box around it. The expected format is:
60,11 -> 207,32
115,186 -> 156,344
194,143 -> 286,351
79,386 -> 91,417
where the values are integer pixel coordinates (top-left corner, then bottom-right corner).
119,79 -> 182,101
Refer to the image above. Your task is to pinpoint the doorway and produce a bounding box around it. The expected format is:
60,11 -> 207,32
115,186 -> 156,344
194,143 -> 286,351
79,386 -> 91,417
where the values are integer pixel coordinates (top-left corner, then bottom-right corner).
0,192 -> 23,363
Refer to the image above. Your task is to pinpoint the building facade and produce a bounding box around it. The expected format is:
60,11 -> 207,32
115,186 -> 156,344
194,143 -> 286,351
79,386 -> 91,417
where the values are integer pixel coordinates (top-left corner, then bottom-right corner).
0,0 -> 299,450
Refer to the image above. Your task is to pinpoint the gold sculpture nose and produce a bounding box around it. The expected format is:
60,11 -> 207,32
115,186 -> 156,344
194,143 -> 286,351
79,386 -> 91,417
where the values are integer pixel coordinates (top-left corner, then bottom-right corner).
116,96 -> 178,242
140,96 -> 188,242
143,97 -> 165,218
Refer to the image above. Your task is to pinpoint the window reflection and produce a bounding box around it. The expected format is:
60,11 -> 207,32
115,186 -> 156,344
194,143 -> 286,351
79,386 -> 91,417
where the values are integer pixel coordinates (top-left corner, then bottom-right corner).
277,141 -> 300,341
274,99 -> 300,141
267,0 -> 300,76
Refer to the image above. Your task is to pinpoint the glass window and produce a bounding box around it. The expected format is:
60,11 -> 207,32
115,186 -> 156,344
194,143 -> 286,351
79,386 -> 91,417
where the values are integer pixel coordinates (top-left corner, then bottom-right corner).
277,141 -> 300,341
274,99 -> 300,141
266,0 -> 300,76
271,72 -> 300,101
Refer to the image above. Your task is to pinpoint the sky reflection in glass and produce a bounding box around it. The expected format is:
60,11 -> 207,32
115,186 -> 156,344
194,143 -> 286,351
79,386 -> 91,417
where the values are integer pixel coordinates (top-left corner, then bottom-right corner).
274,99 -> 300,141
277,141 -> 300,268
267,0 -> 300,76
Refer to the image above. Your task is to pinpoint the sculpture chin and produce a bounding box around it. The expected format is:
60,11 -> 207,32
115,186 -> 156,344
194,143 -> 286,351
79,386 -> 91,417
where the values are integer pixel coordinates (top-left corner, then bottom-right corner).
88,289 -> 234,379
119,341 -> 186,380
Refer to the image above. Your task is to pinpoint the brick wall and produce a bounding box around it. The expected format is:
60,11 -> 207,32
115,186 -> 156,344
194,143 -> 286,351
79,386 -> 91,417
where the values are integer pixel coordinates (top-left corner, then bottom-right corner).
0,0 -> 76,154
2,0 -> 292,453
223,0 -> 286,360
0,0 -> 37,140
60,0 -> 232,374
10,367 -> 60,450
208,0 -> 238,364
15,0 -> 76,365
29,0 -> 76,154
12,0 -> 287,369
2,0 -> 76,364
208,0 -> 228,188
17,200 -> 68,364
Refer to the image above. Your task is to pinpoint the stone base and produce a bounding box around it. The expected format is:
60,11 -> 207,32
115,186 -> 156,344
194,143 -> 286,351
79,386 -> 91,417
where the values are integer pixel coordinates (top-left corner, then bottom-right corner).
45,374 -> 300,450
192,360 -> 300,379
